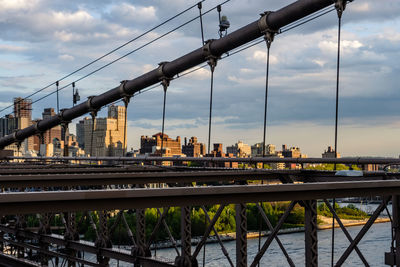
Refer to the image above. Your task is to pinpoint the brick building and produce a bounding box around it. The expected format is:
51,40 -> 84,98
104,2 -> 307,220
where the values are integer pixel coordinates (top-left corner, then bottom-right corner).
206,143 -> 238,168
182,136 -> 205,157
33,108 -> 63,151
140,133 -> 181,156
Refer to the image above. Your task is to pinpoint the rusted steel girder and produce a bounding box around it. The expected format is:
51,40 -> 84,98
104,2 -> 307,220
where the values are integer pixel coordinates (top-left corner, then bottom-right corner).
1,180 -> 400,215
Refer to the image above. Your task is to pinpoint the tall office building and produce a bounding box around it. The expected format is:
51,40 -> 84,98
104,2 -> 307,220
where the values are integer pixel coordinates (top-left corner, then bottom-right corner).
76,120 -> 85,149
1,98 -> 35,154
82,105 -> 126,157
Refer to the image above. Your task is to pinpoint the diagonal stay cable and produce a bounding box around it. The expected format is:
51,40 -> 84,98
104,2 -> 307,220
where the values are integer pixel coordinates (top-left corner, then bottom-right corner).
0,0 -> 206,115
3,0 -> 232,118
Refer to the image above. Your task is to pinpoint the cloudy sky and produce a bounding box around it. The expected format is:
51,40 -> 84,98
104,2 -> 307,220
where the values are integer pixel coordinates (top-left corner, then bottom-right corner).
0,0 -> 399,157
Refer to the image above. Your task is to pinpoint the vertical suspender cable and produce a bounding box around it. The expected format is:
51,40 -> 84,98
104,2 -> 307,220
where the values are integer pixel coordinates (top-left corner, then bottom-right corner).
123,100 -> 129,157
260,26 -> 275,266
72,82 -> 75,107
207,63 -> 216,154
160,80 -> 169,155
332,1 -> 345,266
198,2 -> 205,45
90,114 -> 95,163
334,11 -> 342,168
262,33 -> 273,158
56,81 -> 60,113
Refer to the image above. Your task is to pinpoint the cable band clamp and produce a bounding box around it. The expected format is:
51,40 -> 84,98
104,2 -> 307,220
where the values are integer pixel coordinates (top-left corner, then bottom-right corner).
203,39 -> 220,72
258,11 -> 279,49
58,109 -> 71,126
334,0 -> 347,18
157,62 -> 172,92
12,131 -> 23,144
118,80 -> 133,106
86,96 -> 99,118
33,121 -> 45,136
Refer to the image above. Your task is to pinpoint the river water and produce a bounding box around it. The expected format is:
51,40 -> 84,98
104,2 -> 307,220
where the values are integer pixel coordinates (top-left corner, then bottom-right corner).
153,222 -> 391,266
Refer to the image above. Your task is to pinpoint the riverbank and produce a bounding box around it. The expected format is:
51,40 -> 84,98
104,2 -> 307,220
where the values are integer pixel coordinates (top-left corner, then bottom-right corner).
152,216 -> 390,249
222,216 -> 390,241
317,216 -> 390,230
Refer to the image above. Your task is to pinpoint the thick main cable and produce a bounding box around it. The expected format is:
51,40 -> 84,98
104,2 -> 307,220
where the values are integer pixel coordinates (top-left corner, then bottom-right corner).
0,1 -> 206,116
2,0 -> 232,118
0,0 -> 341,150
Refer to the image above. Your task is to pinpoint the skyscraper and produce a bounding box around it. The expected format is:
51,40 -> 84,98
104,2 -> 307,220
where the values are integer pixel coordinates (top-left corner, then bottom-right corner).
82,105 -> 126,157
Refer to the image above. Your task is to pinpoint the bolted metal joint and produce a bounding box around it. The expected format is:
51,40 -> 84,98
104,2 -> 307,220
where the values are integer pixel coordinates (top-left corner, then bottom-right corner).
58,109 -> 71,127
334,0 -> 347,18
33,121 -> 45,136
202,39 -> 220,72
157,62 -> 172,92
258,11 -> 279,49
86,96 -> 99,119
118,80 -> 133,107
12,131 -> 23,144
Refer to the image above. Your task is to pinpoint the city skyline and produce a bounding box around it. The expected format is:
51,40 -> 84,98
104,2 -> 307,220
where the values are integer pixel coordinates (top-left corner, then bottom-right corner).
0,0 -> 399,157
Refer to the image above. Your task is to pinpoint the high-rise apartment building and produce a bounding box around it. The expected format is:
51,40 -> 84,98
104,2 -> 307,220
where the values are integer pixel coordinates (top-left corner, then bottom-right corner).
0,98 -> 35,155
82,105 -> 126,157
76,120 -> 85,149
13,97 -> 32,118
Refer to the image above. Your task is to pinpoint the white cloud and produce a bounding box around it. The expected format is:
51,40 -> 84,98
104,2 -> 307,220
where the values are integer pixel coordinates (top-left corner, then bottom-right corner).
249,50 -> 278,64
58,54 -> 74,61
318,40 -> 363,54
52,10 -> 94,26
181,66 -> 210,80
0,44 -> 27,52
0,0 -> 39,10
351,3 -> 370,13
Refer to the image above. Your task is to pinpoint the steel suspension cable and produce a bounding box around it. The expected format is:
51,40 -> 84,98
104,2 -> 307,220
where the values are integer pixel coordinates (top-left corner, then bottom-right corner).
160,80 -> 169,155
332,1 -> 346,266
56,81 -> 60,114
198,2 -> 205,45
262,33 -> 274,157
0,1 -> 206,116
207,61 -> 216,154
122,99 -> 129,157
2,0 -> 232,119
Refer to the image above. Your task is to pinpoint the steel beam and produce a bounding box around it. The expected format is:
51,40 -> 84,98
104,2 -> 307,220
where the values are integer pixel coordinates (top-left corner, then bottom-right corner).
0,0 -> 335,149
0,169 -> 392,188
0,169 -> 287,188
251,201 -> 296,267
304,200 -> 318,267
236,203 -> 247,267
0,165 -> 162,175
335,196 -> 391,266
323,199 -> 369,266
256,203 -> 295,266
9,155 -> 400,165
1,180 -> 400,215
394,196 -> 400,267
0,252 -> 40,267
175,206 -> 196,267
